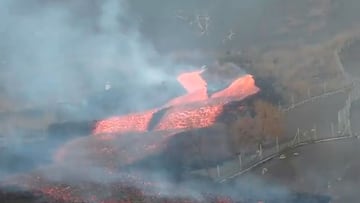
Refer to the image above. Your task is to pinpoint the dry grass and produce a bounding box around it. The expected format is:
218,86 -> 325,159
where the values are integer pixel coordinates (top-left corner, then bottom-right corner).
220,28 -> 360,105
227,100 -> 284,154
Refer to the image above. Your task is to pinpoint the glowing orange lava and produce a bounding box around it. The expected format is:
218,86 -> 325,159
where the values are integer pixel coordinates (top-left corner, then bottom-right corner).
3,175 -> 238,203
211,74 -> 259,101
93,109 -> 157,135
165,70 -> 208,107
93,71 -> 259,137
165,89 -> 208,107
154,103 -> 224,131
176,69 -> 207,93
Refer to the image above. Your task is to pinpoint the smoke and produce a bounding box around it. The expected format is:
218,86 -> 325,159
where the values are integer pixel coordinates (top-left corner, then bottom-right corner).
0,0 -> 188,109
0,0 -> 240,200
0,0 -> 190,184
0,0 -> 280,198
0,0 -> 326,202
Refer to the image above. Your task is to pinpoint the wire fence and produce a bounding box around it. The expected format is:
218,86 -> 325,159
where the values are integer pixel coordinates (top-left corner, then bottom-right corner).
209,127 -> 352,183
218,134 -> 354,183
194,80 -> 360,182
282,83 -> 353,112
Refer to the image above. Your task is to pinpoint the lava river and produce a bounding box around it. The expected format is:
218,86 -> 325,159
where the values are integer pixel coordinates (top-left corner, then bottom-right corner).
93,72 -> 259,136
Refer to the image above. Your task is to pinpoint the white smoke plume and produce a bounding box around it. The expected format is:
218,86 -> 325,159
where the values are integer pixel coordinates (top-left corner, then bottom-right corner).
0,0 -> 191,185
0,1 -> 297,202
0,0 -> 188,108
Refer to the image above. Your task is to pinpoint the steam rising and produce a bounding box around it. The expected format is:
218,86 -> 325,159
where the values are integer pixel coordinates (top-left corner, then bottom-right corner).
0,0 -> 188,184
0,0 -> 295,202
0,0 -> 187,108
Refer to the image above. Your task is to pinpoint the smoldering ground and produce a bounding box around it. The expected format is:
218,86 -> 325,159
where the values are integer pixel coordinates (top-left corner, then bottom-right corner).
1,131 -> 294,202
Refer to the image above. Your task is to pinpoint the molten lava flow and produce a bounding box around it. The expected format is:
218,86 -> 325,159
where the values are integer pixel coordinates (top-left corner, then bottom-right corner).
3,173 -> 239,203
165,70 -> 208,107
93,109 -> 157,135
165,89 -> 208,107
93,72 -> 259,137
176,69 -> 207,93
154,103 -> 224,131
211,74 -> 259,101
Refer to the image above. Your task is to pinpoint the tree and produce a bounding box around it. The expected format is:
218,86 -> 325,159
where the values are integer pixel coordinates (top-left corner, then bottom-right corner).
227,117 -> 258,155
227,99 -> 285,155
253,99 -> 285,140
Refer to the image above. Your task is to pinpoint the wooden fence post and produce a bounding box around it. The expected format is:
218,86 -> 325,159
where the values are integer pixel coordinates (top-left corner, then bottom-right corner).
296,128 -> 300,144
302,131 -> 307,142
313,124 -> 317,140
278,101 -> 282,111
238,154 -> 242,170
